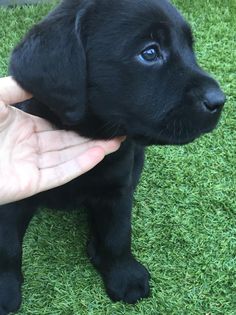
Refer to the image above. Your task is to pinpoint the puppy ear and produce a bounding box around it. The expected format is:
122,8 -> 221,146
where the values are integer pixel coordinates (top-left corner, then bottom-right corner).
10,0 -> 93,126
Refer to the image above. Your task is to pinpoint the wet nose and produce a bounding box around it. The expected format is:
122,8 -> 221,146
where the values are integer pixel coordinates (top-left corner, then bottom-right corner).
202,88 -> 226,113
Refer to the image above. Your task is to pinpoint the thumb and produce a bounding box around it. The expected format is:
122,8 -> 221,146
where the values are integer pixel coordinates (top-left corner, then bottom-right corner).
0,76 -> 32,105
0,101 -> 10,124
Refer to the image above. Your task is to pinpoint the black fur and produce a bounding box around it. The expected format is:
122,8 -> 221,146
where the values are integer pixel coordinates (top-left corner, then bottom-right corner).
0,0 -> 225,313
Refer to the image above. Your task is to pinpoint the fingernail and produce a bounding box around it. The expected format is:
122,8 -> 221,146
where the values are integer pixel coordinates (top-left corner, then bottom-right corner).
120,136 -> 126,142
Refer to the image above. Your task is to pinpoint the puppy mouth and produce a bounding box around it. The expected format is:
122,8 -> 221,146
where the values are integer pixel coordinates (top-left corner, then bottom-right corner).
131,124 -> 218,146
132,134 -> 196,146
64,105 -> 221,146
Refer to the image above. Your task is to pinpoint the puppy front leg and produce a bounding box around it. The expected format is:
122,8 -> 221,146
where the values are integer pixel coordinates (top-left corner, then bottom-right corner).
0,202 -> 35,315
87,191 -> 150,304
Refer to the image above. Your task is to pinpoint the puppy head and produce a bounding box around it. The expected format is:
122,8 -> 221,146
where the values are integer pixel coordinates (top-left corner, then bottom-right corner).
10,0 -> 226,145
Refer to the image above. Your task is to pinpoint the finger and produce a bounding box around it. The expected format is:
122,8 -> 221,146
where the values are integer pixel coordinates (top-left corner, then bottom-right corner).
38,146 -> 106,192
37,130 -> 92,153
38,137 -> 122,169
0,76 -> 32,104
97,137 -> 124,155
37,129 -> 123,154
38,143 -> 97,169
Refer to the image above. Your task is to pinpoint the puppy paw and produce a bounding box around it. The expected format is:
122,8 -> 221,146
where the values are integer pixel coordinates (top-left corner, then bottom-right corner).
0,272 -> 22,315
103,259 -> 150,304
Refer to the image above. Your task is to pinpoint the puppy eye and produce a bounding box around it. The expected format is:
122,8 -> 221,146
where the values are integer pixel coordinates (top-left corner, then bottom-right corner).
139,45 -> 161,62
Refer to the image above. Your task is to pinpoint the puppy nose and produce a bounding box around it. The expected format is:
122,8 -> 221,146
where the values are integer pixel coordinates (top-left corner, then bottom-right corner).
202,89 -> 226,113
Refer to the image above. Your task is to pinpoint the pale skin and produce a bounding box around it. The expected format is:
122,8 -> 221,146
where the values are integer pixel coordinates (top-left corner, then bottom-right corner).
0,76 -> 123,205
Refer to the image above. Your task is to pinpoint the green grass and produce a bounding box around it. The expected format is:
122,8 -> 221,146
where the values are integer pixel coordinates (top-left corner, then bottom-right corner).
0,0 -> 235,314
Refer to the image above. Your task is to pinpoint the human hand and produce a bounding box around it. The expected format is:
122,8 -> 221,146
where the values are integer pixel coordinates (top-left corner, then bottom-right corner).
0,76 -> 123,205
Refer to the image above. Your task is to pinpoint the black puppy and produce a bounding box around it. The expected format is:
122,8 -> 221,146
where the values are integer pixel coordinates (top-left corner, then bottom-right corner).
0,0 -> 225,313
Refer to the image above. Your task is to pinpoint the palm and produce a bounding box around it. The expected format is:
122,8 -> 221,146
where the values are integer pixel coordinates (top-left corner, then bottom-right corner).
1,108 -> 42,200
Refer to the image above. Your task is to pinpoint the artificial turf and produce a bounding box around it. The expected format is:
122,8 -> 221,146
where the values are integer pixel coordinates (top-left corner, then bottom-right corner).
0,0 -> 235,314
